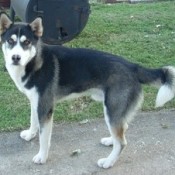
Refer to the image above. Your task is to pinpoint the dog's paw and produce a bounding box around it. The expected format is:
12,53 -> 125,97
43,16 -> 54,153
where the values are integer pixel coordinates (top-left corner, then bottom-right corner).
33,153 -> 47,164
20,129 -> 37,141
97,158 -> 115,169
101,136 -> 113,146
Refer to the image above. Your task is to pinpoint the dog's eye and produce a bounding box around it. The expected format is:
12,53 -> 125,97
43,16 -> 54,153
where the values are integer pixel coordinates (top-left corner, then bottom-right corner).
7,38 -> 14,45
23,39 -> 31,45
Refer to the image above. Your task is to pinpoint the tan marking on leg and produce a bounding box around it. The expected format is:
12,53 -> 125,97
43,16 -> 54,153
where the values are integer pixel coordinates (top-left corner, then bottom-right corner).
116,124 -> 128,152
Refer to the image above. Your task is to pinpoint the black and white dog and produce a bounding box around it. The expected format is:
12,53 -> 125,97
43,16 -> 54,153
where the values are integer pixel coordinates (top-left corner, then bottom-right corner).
0,13 -> 175,168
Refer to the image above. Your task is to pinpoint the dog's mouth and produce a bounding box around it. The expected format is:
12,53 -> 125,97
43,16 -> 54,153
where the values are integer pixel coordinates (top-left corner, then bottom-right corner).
12,61 -> 20,66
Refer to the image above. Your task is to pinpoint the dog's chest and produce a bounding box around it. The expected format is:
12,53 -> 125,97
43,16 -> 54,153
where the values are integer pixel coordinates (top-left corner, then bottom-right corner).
6,65 -> 27,93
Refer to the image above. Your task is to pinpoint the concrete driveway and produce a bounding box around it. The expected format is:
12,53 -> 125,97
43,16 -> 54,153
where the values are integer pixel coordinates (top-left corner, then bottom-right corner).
0,110 -> 175,175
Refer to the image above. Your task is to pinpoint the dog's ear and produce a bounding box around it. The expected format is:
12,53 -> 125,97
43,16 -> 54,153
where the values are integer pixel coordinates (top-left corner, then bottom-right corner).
0,13 -> 12,37
29,17 -> 43,37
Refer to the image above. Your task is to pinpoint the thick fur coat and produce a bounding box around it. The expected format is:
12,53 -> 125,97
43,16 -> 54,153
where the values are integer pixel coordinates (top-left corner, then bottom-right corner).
0,13 -> 175,168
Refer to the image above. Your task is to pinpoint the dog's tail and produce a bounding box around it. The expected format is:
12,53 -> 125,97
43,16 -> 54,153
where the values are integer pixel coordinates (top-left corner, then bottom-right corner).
136,65 -> 175,107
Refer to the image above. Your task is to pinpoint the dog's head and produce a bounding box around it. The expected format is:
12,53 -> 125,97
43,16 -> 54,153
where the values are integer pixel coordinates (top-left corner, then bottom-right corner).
0,13 -> 43,66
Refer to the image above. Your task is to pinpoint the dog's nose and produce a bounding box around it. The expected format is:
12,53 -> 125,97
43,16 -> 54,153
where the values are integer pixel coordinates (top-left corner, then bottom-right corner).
12,55 -> 21,64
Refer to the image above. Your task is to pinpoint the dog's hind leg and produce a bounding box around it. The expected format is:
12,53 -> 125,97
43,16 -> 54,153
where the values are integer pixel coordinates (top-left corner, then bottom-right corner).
101,136 -> 113,146
100,105 -> 114,147
98,104 -> 128,169
100,123 -> 128,147
98,85 -> 143,169
98,124 -> 128,169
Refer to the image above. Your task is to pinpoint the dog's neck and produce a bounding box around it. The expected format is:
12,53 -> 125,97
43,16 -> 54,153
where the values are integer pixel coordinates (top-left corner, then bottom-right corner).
22,42 -> 43,82
33,39 -> 43,71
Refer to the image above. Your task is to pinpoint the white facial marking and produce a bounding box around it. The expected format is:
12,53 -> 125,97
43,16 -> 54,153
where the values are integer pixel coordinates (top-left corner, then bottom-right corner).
11,34 -> 17,42
2,38 -> 36,66
20,35 -> 27,43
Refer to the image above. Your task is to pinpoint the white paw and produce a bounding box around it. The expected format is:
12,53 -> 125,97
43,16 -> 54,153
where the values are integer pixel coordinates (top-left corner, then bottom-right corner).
33,153 -> 47,164
101,137 -> 113,146
97,158 -> 115,169
20,129 -> 37,141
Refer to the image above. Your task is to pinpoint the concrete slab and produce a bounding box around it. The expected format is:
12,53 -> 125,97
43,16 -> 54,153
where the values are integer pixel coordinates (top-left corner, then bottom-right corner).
0,109 -> 175,175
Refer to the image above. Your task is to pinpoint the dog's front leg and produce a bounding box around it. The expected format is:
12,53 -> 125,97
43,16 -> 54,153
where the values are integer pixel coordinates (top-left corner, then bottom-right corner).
20,97 -> 39,141
33,110 -> 53,164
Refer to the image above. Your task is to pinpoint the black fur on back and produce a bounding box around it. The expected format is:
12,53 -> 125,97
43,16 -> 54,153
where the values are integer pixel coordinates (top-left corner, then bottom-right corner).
22,44 -> 166,97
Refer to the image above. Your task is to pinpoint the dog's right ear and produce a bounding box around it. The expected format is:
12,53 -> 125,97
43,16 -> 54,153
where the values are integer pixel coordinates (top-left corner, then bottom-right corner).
0,13 -> 12,42
0,13 -> 12,35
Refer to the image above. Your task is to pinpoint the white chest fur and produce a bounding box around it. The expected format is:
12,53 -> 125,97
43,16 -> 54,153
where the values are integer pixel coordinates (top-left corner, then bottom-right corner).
6,64 -> 27,93
6,64 -> 38,103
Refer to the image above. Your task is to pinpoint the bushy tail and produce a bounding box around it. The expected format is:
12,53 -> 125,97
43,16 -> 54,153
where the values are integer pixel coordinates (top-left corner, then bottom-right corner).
136,65 -> 175,107
155,66 -> 175,107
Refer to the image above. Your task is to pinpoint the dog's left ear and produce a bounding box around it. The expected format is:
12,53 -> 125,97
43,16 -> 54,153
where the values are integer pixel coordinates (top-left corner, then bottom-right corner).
29,17 -> 43,37
0,13 -> 13,39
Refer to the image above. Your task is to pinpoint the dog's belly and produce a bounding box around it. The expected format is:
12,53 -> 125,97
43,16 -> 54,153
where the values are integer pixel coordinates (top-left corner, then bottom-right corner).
59,88 -> 104,102
90,89 -> 104,102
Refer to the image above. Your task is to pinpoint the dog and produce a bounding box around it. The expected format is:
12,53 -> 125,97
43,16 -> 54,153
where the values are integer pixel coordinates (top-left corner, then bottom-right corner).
0,12 -> 175,169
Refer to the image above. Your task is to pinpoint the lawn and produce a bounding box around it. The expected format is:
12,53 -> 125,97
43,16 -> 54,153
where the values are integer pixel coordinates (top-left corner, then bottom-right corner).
0,1 -> 175,131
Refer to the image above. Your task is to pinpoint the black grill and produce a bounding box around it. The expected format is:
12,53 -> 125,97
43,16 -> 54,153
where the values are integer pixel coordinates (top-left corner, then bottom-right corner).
11,0 -> 90,45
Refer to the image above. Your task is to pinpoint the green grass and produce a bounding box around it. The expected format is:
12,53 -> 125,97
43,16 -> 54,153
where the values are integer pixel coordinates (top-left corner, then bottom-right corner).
0,1 -> 175,131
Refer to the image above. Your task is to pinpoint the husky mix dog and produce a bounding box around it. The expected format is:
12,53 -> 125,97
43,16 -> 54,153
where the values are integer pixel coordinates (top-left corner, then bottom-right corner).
0,13 -> 175,168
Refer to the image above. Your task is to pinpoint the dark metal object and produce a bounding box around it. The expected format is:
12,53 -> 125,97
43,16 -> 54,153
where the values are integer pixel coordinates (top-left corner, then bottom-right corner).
10,0 -> 90,44
0,0 -> 10,8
